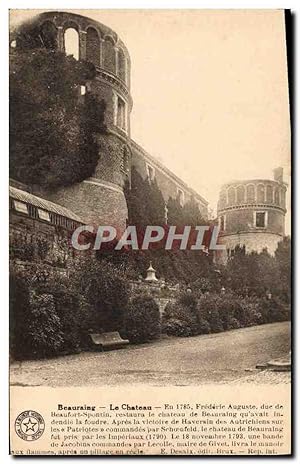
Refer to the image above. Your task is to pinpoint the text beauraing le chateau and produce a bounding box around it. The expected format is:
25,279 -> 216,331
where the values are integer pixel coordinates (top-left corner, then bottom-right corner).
9,11 -> 287,261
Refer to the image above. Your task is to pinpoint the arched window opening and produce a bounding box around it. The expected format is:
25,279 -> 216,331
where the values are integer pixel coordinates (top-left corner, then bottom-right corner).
118,49 -> 126,82
246,184 -> 255,202
64,27 -> 79,60
86,27 -> 100,66
227,187 -> 236,204
266,185 -> 273,203
103,36 -> 116,73
274,188 -> 280,205
257,184 -> 265,203
237,185 -> 245,203
40,21 -> 57,49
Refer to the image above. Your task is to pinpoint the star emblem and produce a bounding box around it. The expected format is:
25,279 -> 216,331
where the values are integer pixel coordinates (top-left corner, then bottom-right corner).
22,417 -> 37,432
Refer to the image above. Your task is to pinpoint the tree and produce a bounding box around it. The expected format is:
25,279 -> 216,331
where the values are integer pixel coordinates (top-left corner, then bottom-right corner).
125,167 -> 165,226
10,47 -> 106,188
275,236 -> 291,303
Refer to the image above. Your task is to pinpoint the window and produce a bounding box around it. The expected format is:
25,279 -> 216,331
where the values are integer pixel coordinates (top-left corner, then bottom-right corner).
80,85 -> 86,95
147,164 -> 155,182
64,28 -> 79,60
117,96 -> 126,131
14,201 -> 28,214
38,209 -> 51,222
255,211 -> 267,228
219,215 -> 225,232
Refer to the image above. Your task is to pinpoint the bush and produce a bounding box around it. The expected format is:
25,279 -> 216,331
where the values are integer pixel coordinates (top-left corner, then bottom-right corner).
125,295 -> 161,344
197,294 -> 224,333
10,270 -> 64,360
10,269 -> 91,359
162,293 -> 199,337
163,318 -> 194,337
35,276 -> 90,353
73,258 -> 130,332
10,271 -> 31,359
239,296 -> 262,327
197,318 -> 211,334
26,292 -> 64,358
260,297 -> 290,323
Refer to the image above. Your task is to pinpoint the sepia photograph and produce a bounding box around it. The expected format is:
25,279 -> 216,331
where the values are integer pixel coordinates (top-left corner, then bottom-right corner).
8,8 -> 292,456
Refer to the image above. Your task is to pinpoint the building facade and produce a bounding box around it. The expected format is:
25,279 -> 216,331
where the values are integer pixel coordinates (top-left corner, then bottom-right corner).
216,167 -> 287,262
10,11 -> 208,232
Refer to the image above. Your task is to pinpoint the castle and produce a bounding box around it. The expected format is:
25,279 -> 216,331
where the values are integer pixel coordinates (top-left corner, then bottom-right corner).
10,11 -> 208,236
216,167 -> 287,262
9,11 -> 287,269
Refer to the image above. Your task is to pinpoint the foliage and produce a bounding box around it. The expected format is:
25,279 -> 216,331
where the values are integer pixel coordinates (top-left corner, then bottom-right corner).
35,275 -> 91,353
71,257 -> 130,332
275,237 -> 291,303
162,293 -> 199,337
162,287 -> 290,339
222,246 -> 282,298
124,295 -> 161,343
167,195 -> 206,227
10,270 -> 64,359
124,167 -> 166,226
10,47 -> 106,189
26,292 -> 64,358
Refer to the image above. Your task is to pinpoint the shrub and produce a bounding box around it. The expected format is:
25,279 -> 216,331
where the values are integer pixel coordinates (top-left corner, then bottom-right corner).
197,318 -> 211,334
10,271 -> 31,359
125,295 -> 161,344
26,292 -> 64,358
35,276 -> 90,353
163,318 -> 194,337
73,258 -> 130,332
239,296 -> 262,327
197,294 -> 224,333
10,270 -> 64,360
260,297 -> 290,323
162,295 -> 199,337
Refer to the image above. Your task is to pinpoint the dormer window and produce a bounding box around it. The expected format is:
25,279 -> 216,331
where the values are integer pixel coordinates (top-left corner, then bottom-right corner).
37,209 -> 51,222
14,200 -> 28,214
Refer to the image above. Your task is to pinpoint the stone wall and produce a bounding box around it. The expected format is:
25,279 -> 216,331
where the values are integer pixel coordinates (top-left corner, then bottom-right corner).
10,212 -> 77,274
33,179 -> 128,231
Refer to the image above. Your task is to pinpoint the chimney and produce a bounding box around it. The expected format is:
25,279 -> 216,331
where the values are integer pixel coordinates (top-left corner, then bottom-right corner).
273,167 -> 283,183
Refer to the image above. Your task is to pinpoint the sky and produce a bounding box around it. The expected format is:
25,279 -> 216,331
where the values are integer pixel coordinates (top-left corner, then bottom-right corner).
10,9 -> 291,228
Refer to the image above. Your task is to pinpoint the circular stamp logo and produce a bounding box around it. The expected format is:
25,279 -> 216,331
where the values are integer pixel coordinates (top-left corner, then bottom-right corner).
15,410 -> 45,441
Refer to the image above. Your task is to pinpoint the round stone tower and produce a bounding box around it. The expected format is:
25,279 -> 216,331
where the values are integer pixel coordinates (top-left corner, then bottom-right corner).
217,167 -> 287,261
10,11 -> 132,232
